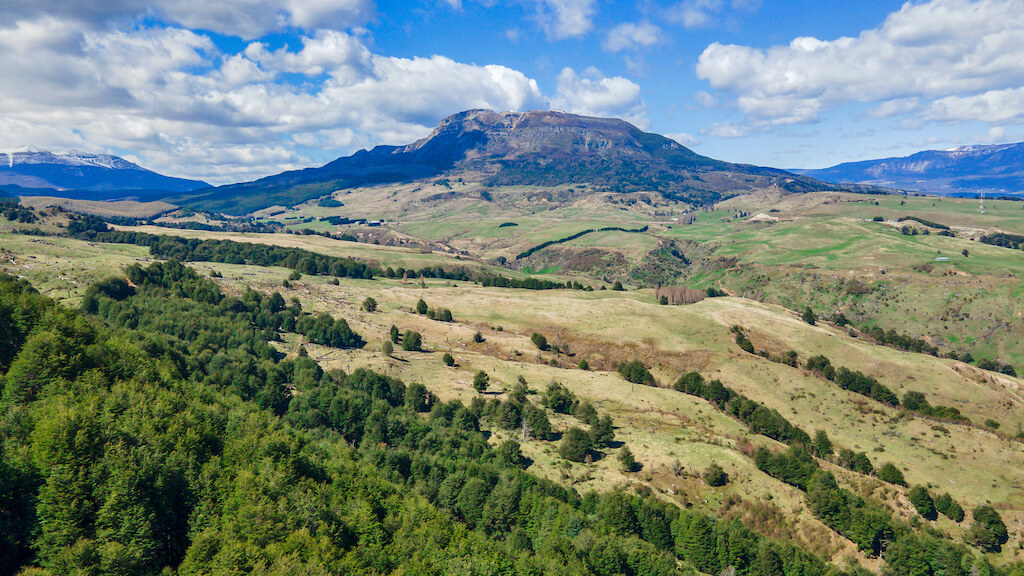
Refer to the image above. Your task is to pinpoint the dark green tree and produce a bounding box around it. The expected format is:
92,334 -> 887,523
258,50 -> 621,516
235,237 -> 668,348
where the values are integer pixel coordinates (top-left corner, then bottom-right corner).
965,505 -> 1008,552
591,414 -> 615,448
618,446 -> 638,472
617,359 -> 655,385
362,296 -> 377,312
416,298 -> 428,314
812,430 -> 833,458
934,493 -> 965,522
704,463 -> 728,487
443,352 -> 455,366
908,486 -> 936,520
802,307 -> 817,325
524,405 -> 551,440
559,427 -> 593,462
495,440 -> 524,468
401,330 -> 422,351
472,370 -> 489,392
530,332 -> 549,351
877,462 -> 906,486
544,382 -> 576,414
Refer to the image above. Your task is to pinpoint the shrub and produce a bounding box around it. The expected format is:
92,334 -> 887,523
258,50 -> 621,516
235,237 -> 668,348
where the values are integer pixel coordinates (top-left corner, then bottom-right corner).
362,297 -> 378,312
704,463 -> 728,486
877,462 -> 906,486
382,340 -> 394,356
531,332 -> 549,351
416,298 -> 428,314
802,307 -> 817,325
577,359 -> 589,370
735,332 -> 755,354
389,325 -> 400,343
473,331 -> 484,343
617,359 -> 655,386
612,280 -> 624,291
443,352 -> 455,366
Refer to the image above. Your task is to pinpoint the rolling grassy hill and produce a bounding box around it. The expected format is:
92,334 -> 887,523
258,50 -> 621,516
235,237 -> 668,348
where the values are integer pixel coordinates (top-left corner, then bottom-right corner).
4,215 -> 1024,570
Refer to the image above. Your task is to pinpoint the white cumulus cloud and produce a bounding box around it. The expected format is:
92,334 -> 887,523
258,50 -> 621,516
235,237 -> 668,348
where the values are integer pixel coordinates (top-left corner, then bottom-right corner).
1,0 -> 375,39
696,0 -> 1024,129
551,67 -> 647,127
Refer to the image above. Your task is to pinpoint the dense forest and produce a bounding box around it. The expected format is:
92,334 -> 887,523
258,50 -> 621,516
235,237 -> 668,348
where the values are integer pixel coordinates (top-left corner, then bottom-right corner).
0,261 -> 1019,576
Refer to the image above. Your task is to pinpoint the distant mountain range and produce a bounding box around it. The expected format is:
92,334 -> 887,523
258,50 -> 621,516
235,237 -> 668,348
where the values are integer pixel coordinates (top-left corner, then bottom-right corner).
0,148 -> 208,201
177,109 -> 839,215
800,143 -> 1024,196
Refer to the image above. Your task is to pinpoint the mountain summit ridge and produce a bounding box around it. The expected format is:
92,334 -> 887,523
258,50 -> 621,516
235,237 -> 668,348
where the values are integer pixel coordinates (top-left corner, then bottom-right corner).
802,142 -> 1024,195
182,109 -> 837,214
0,149 -> 209,198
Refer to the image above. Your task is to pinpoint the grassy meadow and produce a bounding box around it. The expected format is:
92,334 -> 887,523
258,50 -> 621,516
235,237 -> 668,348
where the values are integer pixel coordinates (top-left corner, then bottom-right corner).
5,189 -> 1024,564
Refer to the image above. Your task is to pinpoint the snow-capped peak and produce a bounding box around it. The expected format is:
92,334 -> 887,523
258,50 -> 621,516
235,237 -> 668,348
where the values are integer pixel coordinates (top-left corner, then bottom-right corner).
0,148 -> 144,171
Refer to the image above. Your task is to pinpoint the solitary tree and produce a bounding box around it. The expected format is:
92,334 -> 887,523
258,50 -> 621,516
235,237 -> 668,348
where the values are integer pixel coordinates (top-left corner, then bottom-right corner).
472,370 -> 489,392
612,280 -> 625,291
443,352 -> 455,366
618,446 -> 638,472
877,462 -> 906,486
389,325 -> 400,343
362,297 -> 378,312
382,340 -> 394,356
531,333 -> 549,351
416,298 -> 428,314
802,307 -> 817,326
703,463 -> 729,486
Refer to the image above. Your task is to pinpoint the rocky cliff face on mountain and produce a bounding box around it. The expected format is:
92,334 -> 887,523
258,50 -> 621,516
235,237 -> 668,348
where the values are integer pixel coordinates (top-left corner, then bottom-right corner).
181,109 -> 838,214
801,143 -> 1024,196
0,149 -> 209,200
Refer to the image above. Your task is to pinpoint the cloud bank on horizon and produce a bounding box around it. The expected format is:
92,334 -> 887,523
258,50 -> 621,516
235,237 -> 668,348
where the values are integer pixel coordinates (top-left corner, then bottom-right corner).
1,0 -> 1022,183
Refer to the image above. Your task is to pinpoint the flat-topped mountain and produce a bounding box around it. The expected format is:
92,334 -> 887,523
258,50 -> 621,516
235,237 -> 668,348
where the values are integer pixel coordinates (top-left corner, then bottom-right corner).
0,148 -> 208,200
801,143 -> 1024,196
180,109 -> 838,214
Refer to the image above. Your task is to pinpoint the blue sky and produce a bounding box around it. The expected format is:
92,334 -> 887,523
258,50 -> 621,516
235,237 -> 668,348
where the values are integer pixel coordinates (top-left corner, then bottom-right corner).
2,0 -> 1023,183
